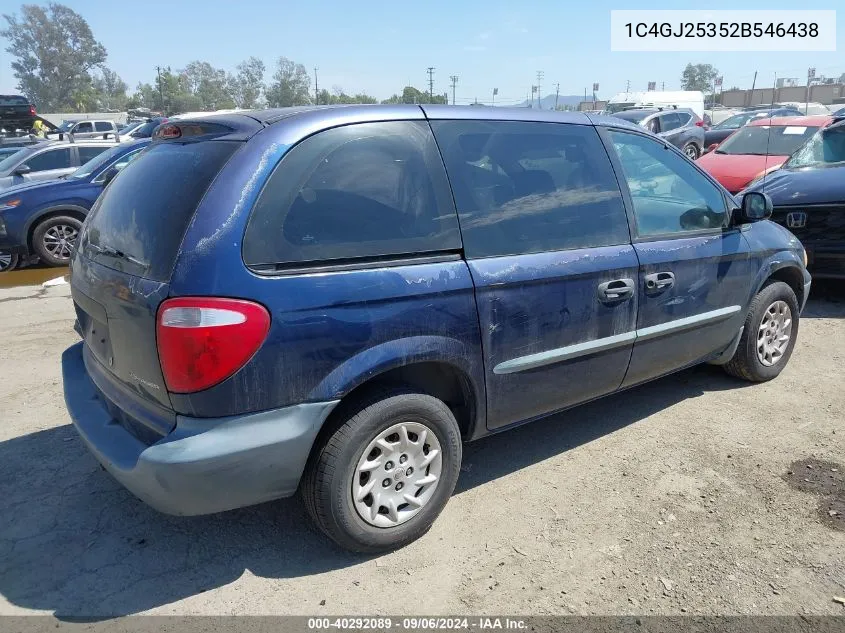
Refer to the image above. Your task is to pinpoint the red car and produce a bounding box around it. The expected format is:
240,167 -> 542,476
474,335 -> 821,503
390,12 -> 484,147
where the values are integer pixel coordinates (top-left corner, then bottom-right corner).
696,115 -> 834,193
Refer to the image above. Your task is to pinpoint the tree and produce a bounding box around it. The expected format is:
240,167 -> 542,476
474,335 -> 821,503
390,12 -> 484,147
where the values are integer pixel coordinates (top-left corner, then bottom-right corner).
265,57 -> 311,107
1,3 -> 107,111
228,56 -> 265,109
93,67 -> 128,111
680,63 -> 719,93
316,85 -> 377,105
182,61 -> 235,110
381,86 -> 446,105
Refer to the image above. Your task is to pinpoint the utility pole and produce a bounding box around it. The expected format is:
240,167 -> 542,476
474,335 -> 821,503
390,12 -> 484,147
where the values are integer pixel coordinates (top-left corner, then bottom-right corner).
536,70 -> 544,109
554,83 -> 560,110
492,87 -> 498,106
749,71 -> 757,107
626,79 -> 631,93
806,67 -> 816,114
314,67 -> 319,105
155,66 -> 164,112
662,81 -> 665,91
427,67 -> 435,103
449,75 -> 458,105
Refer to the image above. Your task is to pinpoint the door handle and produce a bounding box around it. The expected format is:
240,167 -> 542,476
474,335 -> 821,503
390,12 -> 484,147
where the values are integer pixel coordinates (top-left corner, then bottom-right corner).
598,278 -> 635,302
644,271 -> 675,292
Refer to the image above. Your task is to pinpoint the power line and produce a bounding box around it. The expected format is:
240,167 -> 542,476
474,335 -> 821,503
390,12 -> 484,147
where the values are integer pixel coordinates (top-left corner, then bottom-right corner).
427,67 -> 435,103
449,75 -> 458,105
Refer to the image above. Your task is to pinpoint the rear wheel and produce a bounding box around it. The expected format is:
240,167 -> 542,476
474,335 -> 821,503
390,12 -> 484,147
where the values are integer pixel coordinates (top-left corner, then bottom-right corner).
32,215 -> 82,267
302,389 -> 462,552
0,252 -> 18,272
724,281 -> 799,382
683,142 -> 700,160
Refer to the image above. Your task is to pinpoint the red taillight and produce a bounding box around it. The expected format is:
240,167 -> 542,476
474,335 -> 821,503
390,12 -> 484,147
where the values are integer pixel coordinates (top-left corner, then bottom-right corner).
156,297 -> 270,393
29,105 -> 36,116
156,124 -> 181,139
695,120 -> 705,127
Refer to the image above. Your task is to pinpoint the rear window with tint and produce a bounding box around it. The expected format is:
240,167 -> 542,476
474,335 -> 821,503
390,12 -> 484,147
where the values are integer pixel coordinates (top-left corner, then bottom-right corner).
243,121 -> 460,267
80,141 -> 238,281
0,96 -> 28,106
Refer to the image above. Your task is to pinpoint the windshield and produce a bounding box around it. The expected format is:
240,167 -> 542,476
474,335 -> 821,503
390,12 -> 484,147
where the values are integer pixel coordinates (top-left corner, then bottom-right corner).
0,147 -> 28,172
715,125 -> 820,156
785,125 -> 845,168
129,119 -> 163,138
714,112 -> 765,130
56,121 -> 74,132
69,143 -> 130,179
612,110 -> 654,122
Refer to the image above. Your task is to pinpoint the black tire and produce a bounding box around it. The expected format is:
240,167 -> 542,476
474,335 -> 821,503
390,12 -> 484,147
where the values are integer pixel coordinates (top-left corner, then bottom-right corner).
32,215 -> 82,267
301,389 -> 462,553
724,280 -> 800,382
683,142 -> 700,160
0,252 -> 19,272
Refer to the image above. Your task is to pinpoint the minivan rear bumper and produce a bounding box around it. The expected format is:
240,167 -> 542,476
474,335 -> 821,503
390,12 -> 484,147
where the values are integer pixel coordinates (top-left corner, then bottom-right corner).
62,342 -> 338,516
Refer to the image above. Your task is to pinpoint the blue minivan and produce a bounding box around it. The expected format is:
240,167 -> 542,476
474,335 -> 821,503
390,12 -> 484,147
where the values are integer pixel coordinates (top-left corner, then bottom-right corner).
63,105 -> 811,552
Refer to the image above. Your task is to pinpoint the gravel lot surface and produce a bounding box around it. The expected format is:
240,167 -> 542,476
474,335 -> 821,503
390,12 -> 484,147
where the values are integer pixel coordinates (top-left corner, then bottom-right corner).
0,273 -> 843,618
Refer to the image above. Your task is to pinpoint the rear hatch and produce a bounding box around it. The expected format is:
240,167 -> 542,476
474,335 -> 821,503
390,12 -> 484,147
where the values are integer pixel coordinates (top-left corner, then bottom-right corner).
72,135 -> 240,442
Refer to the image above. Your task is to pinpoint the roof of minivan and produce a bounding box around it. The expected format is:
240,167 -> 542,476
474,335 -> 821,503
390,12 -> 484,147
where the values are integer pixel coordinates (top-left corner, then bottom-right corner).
167,104 -> 643,142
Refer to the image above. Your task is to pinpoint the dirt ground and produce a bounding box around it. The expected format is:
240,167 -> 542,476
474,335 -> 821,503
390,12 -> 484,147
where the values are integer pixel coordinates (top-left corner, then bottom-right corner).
0,272 -> 844,618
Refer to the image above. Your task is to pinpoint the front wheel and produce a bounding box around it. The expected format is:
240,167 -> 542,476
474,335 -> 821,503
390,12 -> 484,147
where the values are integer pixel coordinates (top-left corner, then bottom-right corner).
32,215 -> 82,267
724,280 -> 800,382
683,142 -> 700,160
301,390 -> 462,552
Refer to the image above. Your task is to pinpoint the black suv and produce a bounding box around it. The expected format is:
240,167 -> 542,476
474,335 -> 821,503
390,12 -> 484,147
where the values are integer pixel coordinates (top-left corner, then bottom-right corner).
0,95 -> 36,132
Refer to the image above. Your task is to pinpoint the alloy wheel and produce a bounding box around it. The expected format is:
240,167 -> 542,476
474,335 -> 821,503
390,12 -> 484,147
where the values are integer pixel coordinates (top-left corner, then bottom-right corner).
757,300 -> 792,366
43,224 -> 78,261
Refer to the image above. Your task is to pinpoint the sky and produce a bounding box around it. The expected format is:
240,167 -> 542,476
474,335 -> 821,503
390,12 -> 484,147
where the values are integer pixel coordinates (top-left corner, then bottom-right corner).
0,0 -> 842,105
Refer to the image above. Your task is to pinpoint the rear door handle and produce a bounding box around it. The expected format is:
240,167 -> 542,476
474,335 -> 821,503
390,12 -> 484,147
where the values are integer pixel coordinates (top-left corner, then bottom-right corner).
598,278 -> 635,302
644,271 -> 675,292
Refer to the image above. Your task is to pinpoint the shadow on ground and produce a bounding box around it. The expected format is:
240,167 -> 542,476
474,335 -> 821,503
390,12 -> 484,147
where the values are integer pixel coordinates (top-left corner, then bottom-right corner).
803,281 -> 845,319
0,362 -> 748,619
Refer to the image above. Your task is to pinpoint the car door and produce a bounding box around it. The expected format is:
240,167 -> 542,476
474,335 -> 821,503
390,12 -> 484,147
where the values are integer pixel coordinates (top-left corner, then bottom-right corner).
72,121 -> 94,138
17,146 -> 74,184
430,119 -> 639,430
601,126 -> 756,388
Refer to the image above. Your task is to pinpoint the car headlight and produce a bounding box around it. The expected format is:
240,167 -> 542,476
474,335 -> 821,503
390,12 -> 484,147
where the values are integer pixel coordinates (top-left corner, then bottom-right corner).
0,199 -> 21,211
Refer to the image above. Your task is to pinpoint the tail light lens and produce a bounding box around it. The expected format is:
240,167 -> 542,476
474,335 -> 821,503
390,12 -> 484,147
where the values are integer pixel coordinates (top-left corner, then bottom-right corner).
695,120 -> 705,127
29,105 -> 36,116
156,297 -> 270,393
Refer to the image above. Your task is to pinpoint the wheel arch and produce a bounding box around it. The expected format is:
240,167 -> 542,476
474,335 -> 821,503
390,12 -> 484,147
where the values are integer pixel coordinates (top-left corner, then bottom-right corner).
25,204 -> 89,253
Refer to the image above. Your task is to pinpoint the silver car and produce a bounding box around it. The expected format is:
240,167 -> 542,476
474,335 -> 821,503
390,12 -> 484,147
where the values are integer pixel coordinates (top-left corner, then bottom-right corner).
48,119 -> 119,140
0,140 -> 117,190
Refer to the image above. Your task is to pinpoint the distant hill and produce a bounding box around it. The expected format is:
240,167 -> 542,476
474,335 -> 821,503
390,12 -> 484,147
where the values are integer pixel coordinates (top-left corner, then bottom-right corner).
516,94 -> 587,109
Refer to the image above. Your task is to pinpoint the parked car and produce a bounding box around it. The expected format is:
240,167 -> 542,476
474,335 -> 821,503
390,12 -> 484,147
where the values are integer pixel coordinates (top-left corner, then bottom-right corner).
0,140 -> 116,190
119,117 -> 168,140
695,115 -> 833,193
832,106 -> 845,117
117,121 -> 144,137
610,107 -> 706,158
0,94 -> 36,132
703,108 -> 803,151
47,119 -> 119,140
779,102 -> 831,116
741,119 -> 845,278
0,138 -> 150,268
63,106 -> 809,553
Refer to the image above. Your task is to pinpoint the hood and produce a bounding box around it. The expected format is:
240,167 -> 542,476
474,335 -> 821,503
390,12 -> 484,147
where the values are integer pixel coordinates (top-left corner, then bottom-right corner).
696,152 -> 788,193
742,164 -> 845,205
0,177 -> 76,199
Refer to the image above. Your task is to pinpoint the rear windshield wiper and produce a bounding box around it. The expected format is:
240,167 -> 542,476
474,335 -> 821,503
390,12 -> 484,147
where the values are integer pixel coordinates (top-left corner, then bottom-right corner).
88,242 -> 148,268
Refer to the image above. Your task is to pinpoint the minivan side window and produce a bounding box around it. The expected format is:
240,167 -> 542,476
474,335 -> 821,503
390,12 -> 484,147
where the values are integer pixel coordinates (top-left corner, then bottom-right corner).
430,120 -> 630,258
94,121 -> 113,132
608,130 -> 727,237
78,145 -> 108,164
74,122 -> 93,133
243,121 -> 461,267
23,147 -> 72,172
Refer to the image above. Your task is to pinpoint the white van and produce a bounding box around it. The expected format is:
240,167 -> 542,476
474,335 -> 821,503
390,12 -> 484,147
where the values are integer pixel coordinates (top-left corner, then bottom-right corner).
606,91 -> 705,118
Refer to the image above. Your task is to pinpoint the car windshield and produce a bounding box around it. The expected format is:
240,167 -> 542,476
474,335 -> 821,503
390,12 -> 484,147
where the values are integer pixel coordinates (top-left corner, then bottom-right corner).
69,143 -> 128,179
612,110 -> 654,122
714,125 -> 820,156
785,124 -> 845,168
56,121 -> 74,132
0,147 -> 28,172
714,112 -> 766,130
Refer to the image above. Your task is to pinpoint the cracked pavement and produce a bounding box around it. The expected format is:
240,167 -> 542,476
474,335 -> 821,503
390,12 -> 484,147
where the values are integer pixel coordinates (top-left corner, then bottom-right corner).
0,278 -> 844,618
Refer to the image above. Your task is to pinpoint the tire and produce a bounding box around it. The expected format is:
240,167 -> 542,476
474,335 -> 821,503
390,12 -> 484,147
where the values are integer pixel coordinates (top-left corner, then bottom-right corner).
32,215 -> 82,267
683,142 -> 700,160
301,389 -> 462,553
724,280 -> 800,382
0,252 -> 19,272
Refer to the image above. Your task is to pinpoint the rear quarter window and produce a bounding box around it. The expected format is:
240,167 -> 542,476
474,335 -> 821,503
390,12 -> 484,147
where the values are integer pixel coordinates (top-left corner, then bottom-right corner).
80,141 -> 238,281
243,120 -> 461,267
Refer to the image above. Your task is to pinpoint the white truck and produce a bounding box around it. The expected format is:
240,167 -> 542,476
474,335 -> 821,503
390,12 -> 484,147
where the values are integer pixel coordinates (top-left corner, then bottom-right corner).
606,91 -> 705,118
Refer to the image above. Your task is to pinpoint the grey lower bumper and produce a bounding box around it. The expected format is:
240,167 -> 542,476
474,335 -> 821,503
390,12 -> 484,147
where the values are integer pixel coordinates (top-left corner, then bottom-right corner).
62,342 -> 339,516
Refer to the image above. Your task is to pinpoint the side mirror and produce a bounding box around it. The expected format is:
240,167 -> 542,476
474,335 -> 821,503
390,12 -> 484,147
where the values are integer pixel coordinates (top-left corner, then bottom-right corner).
735,191 -> 773,224
13,164 -> 31,176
